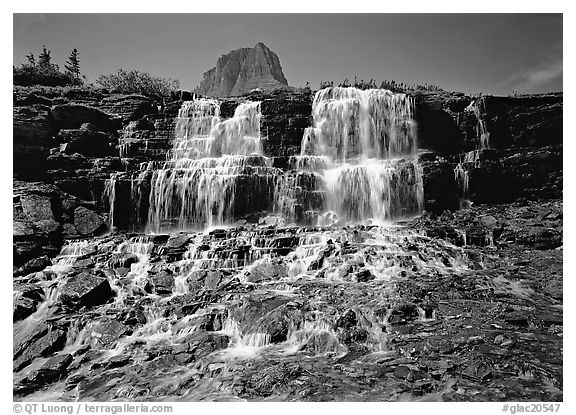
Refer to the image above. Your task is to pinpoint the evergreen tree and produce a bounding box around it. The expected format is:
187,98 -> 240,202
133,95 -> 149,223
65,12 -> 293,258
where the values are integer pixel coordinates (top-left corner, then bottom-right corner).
25,53 -> 35,67
38,45 -> 52,70
65,48 -> 81,79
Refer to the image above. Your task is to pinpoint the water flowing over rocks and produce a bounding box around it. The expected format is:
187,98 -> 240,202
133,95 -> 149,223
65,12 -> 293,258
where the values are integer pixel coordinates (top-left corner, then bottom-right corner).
13,84 -> 562,401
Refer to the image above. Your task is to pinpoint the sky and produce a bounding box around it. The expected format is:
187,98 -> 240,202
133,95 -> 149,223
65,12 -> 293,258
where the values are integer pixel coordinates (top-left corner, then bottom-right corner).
13,13 -> 563,95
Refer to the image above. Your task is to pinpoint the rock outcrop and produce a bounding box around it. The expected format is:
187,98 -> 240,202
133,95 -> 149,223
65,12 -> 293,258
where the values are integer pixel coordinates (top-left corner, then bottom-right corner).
12,84 -> 563,254
195,43 -> 289,97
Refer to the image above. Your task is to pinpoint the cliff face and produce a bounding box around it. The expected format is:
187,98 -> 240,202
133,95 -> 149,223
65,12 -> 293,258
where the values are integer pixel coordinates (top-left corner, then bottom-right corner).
195,43 -> 289,97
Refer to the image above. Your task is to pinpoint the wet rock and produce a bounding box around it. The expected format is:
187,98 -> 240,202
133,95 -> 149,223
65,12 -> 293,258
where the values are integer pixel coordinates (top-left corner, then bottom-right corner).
29,353 -> 74,385
181,332 -> 229,360
73,206 -> 106,235
204,271 -> 223,290
252,304 -> 304,344
14,326 -> 67,372
335,309 -> 357,330
480,215 -> 499,229
13,255 -> 51,277
13,296 -> 38,322
166,234 -> 190,249
59,272 -> 113,307
72,258 -> 95,269
247,259 -> 288,283
147,270 -> 175,295
105,354 -> 131,369
13,284 -> 45,321
248,362 -> 303,397
92,319 -> 130,347
108,253 -> 139,269
353,268 -> 375,282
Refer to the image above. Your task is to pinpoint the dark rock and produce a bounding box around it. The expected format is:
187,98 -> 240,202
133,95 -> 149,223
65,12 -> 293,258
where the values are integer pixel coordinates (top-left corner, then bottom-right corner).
13,105 -> 55,180
24,353 -> 73,386
148,270 -> 175,295
13,255 -> 51,277
13,284 -> 45,321
180,332 -> 229,360
73,206 -> 106,235
92,319 -> 130,346
105,354 -> 131,369
57,129 -> 114,157
14,326 -> 67,372
353,268 -> 375,282
247,259 -> 288,283
335,309 -> 357,330
108,253 -> 139,269
59,272 -> 113,307
51,103 -> 117,131
72,258 -> 95,269
165,234 -> 190,249
98,94 -> 157,122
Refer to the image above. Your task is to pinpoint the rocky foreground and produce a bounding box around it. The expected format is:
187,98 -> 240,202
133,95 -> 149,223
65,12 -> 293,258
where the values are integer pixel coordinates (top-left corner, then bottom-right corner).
13,199 -> 562,401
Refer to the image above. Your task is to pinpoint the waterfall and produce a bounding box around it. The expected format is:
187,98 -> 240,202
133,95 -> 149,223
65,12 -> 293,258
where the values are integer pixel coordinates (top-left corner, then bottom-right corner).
293,87 -> 423,223
103,172 -> 118,229
147,99 -> 277,232
104,89 -> 426,231
454,99 -> 492,204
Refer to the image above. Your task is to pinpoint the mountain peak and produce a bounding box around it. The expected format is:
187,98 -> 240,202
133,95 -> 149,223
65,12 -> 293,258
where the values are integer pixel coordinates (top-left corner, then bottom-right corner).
194,43 -> 289,98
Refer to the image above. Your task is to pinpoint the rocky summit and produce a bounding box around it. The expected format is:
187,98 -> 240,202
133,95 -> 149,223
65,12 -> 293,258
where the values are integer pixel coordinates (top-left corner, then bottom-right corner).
194,43 -> 290,97
12,82 -> 562,402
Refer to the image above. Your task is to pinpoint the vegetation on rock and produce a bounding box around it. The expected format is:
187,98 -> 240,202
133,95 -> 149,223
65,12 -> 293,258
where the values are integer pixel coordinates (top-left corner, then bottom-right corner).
96,69 -> 180,99
319,77 -> 445,93
14,45 -> 84,87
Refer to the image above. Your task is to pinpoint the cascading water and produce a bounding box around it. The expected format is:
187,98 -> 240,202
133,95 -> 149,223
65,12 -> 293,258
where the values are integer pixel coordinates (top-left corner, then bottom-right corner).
289,87 -> 424,223
454,99 -> 492,205
123,98 -> 280,232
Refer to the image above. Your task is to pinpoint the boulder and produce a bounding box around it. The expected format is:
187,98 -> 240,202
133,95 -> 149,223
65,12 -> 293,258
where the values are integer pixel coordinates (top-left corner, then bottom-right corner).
147,270 -> 175,295
73,206 -> 106,235
180,332 -> 229,360
91,319 -> 130,347
14,324 -> 67,372
13,255 -> 51,277
51,103 -> 118,131
247,259 -> 288,283
57,129 -> 114,157
59,272 -> 113,307
13,284 -> 44,321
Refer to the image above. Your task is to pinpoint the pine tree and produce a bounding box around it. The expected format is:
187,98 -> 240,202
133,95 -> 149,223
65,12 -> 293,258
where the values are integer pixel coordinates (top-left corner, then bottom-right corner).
25,53 -> 35,67
38,45 -> 51,70
65,48 -> 81,79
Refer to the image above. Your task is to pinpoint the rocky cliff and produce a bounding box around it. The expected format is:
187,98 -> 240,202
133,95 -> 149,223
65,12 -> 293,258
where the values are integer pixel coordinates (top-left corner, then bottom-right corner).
195,43 -> 289,97
12,84 -> 563,402
13,85 -> 563,232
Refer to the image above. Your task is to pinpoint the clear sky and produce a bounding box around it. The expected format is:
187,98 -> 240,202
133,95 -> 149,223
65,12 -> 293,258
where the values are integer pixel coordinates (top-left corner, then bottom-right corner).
13,13 -> 562,95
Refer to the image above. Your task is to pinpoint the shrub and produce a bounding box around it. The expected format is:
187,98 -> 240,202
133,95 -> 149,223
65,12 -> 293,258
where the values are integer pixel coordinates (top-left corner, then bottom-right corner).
96,69 -> 180,99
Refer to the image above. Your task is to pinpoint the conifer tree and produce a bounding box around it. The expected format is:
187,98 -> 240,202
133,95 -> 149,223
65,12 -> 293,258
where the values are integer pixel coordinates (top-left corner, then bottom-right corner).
25,53 -> 35,67
65,48 -> 81,79
38,45 -> 52,70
